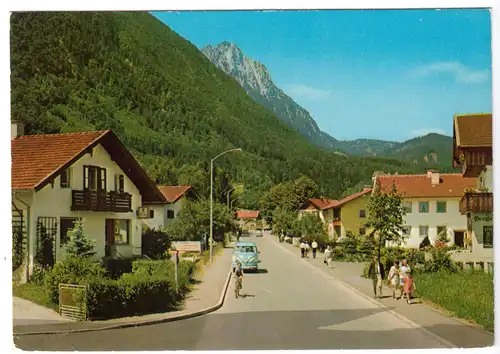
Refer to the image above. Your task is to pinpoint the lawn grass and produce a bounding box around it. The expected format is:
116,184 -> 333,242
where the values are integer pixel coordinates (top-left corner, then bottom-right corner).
415,270 -> 494,332
13,283 -> 57,311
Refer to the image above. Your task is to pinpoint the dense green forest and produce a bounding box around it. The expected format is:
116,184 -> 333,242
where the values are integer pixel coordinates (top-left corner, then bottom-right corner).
10,12 -> 440,208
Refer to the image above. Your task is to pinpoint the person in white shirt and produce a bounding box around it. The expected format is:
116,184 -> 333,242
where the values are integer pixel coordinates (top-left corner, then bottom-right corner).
324,245 -> 332,268
312,240 -> 318,259
300,241 -> 305,258
399,259 -> 411,300
305,242 -> 311,258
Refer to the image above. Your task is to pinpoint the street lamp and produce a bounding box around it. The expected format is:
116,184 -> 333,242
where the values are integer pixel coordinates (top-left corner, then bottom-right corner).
226,187 -> 236,208
230,196 -> 243,210
210,148 -> 242,264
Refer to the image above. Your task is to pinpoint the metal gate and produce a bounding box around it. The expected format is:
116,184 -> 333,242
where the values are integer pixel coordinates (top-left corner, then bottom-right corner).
59,284 -> 87,321
11,203 -> 26,271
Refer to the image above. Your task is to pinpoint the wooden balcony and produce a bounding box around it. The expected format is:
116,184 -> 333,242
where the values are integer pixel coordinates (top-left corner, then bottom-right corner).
71,190 -> 132,212
460,192 -> 493,214
457,149 -> 493,177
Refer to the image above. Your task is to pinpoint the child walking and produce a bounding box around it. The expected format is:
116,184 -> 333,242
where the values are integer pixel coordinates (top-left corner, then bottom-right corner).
403,269 -> 416,304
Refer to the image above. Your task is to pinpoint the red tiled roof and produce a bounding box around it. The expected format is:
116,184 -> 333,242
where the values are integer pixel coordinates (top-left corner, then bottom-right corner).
324,188 -> 372,209
310,198 -> 338,210
454,113 -> 492,147
376,173 -> 476,198
236,210 -> 260,219
11,130 -> 166,203
157,186 -> 192,203
12,130 -> 109,190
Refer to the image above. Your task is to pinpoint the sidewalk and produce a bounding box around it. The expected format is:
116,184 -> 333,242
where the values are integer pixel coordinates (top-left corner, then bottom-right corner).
276,238 -> 494,348
13,245 -> 233,335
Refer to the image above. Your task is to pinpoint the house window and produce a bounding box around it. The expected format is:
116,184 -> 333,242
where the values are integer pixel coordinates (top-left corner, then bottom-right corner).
115,174 -> 125,193
403,202 -> 412,213
334,226 -> 341,237
167,210 -> 175,219
60,217 -> 79,245
402,226 -> 411,236
419,202 -> 429,213
149,209 -> 155,218
113,219 -> 130,244
483,226 -> 493,248
436,201 -> 447,213
359,209 -> 366,218
419,226 -> 429,237
60,168 -> 71,188
84,165 -> 106,191
359,227 -> 366,235
333,209 -> 341,219
437,225 -> 447,236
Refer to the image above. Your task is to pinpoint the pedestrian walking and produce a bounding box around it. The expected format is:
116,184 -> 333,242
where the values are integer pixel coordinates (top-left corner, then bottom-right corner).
312,240 -> 318,259
398,259 -> 411,300
368,255 -> 385,299
300,240 -> 305,258
387,261 -> 400,299
305,241 -> 310,258
403,269 -> 415,304
324,245 -> 332,268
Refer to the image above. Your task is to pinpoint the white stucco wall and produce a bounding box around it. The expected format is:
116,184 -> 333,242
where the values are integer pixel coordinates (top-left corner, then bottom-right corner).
398,197 -> 467,248
18,144 -> 144,275
141,198 -> 187,231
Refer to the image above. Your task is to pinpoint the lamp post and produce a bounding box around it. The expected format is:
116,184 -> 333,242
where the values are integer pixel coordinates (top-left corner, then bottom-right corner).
230,196 -> 243,210
210,148 -> 242,264
226,187 -> 236,208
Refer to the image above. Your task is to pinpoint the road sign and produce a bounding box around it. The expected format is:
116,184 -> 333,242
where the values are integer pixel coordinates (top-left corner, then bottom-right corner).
171,241 -> 202,252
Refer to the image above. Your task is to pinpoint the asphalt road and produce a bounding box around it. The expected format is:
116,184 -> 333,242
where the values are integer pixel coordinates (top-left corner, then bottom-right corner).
15,233 -> 451,350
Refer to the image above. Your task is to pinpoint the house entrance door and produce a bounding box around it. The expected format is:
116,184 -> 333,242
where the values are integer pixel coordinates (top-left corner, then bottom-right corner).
105,219 -> 115,257
454,231 -> 465,248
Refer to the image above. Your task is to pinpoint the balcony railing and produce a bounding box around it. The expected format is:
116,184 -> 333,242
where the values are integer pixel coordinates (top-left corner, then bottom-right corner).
71,190 -> 132,212
460,192 -> 493,214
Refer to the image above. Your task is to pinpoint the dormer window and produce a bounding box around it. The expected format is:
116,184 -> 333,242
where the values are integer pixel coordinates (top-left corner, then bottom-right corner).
60,168 -> 72,188
115,174 -> 125,193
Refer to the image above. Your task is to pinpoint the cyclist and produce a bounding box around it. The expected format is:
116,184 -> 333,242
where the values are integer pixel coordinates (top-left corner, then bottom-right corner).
234,261 -> 244,298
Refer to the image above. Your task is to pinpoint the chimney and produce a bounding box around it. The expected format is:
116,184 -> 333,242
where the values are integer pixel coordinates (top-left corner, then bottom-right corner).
11,121 -> 25,140
428,170 -> 440,185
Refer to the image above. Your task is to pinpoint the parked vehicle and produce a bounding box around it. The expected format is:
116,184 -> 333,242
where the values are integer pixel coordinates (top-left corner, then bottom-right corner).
232,241 -> 259,272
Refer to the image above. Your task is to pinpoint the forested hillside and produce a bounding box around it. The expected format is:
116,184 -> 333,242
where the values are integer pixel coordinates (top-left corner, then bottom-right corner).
10,12 -> 431,208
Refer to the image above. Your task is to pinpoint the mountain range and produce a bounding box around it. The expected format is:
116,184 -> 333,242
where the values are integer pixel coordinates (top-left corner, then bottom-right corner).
202,42 -> 454,169
10,12 -> 446,209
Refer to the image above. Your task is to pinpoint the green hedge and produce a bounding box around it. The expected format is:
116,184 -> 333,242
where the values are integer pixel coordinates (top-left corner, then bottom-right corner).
43,257 -> 195,320
415,270 -> 494,332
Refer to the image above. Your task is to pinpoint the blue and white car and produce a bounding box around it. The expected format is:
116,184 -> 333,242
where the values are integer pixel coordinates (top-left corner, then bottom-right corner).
232,241 -> 259,272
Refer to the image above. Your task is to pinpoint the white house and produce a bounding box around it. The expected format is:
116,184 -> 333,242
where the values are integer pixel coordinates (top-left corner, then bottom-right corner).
451,113 -> 493,269
373,171 -> 476,248
11,122 -> 166,282
141,185 -> 194,230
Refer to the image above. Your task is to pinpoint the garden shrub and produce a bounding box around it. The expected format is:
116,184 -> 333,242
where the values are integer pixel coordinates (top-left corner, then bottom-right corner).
141,227 -> 172,260
132,259 -> 175,277
101,257 -> 138,279
29,263 -> 50,285
423,247 -> 459,273
44,257 -> 106,303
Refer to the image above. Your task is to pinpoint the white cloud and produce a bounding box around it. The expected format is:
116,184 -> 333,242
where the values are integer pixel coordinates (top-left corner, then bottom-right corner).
286,84 -> 331,100
410,128 -> 447,138
412,62 -> 490,84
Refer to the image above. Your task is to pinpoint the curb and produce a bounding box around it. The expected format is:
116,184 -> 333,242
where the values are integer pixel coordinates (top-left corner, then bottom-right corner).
271,239 -> 457,349
13,271 -> 233,337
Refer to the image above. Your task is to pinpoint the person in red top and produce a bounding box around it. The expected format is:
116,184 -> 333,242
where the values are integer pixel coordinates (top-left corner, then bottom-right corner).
403,269 -> 415,304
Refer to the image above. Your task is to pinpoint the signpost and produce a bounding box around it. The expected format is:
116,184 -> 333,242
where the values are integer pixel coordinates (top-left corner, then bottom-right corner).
171,241 -> 202,253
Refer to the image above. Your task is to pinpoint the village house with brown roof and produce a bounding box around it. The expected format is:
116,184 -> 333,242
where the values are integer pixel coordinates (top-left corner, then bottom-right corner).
372,170 -> 476,249
141,185 -> 196,230
299,188 -> 372,240
236,210 -> 260,230
11,122 -> 166,283
451,113 -> 493,269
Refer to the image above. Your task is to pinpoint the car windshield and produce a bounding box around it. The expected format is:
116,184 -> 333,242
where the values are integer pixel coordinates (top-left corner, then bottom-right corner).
236,246 -> 257,253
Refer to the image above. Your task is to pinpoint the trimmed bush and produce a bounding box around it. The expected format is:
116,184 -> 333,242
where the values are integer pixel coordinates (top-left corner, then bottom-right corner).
101,257 -> 138,279
44,257 -> 106,303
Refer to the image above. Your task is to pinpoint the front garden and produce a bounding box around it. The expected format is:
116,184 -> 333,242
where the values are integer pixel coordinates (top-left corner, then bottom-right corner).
13,221 -> 197,321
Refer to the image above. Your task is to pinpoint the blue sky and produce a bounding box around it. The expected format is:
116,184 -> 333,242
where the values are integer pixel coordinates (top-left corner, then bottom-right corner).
152,9 -> 492,142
